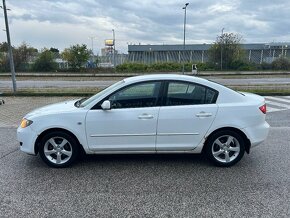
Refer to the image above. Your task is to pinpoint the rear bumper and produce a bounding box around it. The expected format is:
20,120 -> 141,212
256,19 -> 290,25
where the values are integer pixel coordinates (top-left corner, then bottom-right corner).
242,121 -> 270,148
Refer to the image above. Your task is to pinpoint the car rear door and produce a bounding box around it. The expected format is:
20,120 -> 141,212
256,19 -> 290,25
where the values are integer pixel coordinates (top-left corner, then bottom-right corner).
156,81 -> 218,151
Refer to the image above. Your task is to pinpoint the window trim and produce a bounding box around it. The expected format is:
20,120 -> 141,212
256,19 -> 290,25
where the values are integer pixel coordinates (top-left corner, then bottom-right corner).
91,80 -> 165,110
161,80 -> 219,107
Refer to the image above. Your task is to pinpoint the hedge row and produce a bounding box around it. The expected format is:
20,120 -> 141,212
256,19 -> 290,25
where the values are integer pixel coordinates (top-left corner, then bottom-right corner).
116,58 -> 290,72
1,58 -> 290,73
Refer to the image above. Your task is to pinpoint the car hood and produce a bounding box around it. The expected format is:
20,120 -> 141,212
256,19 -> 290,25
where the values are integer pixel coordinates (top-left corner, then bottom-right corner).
25,100 -> 78,118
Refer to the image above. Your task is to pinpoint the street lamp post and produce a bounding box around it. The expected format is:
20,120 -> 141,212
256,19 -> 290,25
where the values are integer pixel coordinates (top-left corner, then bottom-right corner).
112,29 -> 116,68
182,3 -> 189,74
88,36 -> 96,65
1,0 -> 16,93
220,28 -> 224,71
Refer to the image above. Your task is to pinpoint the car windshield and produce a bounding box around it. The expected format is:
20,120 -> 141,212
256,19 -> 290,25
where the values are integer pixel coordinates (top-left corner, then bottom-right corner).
79,80 -> 125,107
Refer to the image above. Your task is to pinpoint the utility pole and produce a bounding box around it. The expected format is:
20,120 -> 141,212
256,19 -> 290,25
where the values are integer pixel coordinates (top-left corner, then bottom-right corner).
2,0 -> 16,93
88,36 -> 96,65
112,29 -> 115,68
220,28 -> 224,71
182,3 -> 189,74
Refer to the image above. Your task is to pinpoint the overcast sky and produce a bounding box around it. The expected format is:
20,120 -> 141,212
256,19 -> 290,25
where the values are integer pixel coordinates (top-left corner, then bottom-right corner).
1,0 -> 290,53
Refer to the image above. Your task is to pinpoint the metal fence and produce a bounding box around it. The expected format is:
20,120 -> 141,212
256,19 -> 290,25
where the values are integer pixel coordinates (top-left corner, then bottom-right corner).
97,54 -> 128,67
125,48 -> 290,65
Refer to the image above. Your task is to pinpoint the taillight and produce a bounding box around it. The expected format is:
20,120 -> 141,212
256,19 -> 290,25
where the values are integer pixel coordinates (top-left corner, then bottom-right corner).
259,104 -> 266,114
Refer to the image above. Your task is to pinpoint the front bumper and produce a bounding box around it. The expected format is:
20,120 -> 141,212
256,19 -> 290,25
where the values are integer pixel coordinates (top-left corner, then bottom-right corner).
17,126 -> 38,155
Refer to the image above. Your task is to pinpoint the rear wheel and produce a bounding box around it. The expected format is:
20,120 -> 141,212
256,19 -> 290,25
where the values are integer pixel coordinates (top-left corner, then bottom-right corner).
205,130 -> 245,167
39,131 -> 79,168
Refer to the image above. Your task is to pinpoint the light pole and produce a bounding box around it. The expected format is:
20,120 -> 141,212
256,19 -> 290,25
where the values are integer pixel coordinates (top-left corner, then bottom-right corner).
220,28 -> 224,71
112,29 -> 116,68
88,36 -> 96,65
1,0 -> 16,93
182,3 -> 189,74
88,36 -> 96,55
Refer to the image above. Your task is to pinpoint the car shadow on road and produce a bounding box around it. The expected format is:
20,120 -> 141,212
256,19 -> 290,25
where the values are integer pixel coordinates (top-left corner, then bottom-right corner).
76,153 -> 211,168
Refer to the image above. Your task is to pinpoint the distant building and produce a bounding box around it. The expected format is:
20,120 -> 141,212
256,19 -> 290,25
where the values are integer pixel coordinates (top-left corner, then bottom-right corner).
127,43 -> 290,64
54,58 -> 68,69
101,47 -> 118,56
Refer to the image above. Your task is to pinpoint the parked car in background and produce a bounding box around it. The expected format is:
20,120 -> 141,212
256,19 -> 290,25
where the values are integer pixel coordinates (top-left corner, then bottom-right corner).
17,74 -> 269,168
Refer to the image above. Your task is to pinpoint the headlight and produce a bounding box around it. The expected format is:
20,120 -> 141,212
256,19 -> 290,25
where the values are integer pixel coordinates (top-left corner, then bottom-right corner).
20,118 -> 33,128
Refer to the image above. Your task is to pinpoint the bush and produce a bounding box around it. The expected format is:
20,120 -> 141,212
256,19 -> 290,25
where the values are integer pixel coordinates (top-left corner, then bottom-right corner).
148,62 -> 181,72
272,58 -> 290,70
260,62 -> 272,70
116,63 -> 148,72
116,62 -> 223,73
228,60 -> 258,71
32,50 -> 57,72
196,62 -> 216,71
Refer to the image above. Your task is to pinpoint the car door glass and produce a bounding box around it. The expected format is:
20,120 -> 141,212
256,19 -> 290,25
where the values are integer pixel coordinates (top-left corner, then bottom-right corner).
108,82 -> 161,109
205,88 -> 216,104
166,82 -> 208,106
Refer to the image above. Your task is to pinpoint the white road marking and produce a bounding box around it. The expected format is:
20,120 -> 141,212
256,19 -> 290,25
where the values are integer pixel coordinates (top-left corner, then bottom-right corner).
265,96 -> 290,113
265,96 -> 290,104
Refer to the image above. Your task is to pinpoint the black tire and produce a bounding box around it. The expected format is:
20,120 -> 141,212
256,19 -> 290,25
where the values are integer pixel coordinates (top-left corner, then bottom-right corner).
205,130 -> 245,167
39,131 -> 80,168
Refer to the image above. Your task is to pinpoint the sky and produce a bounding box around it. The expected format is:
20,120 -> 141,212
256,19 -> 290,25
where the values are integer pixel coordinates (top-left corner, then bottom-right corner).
1,0 -> 290,54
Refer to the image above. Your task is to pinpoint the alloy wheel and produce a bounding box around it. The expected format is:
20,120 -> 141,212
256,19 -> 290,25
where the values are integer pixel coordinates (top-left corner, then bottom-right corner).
44,137 -> 73,165
211,135 -> 241,163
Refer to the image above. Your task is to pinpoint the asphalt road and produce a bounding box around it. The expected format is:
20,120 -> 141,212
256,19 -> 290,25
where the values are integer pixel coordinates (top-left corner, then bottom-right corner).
1,77 -> 290,89
0,109 -> 290,217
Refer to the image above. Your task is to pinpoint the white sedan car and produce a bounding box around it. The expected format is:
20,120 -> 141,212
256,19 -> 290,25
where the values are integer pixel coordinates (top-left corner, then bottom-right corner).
17,74 -> 269,168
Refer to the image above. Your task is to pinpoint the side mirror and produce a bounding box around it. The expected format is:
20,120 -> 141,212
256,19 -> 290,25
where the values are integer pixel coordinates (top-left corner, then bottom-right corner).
101,100 -> 111,110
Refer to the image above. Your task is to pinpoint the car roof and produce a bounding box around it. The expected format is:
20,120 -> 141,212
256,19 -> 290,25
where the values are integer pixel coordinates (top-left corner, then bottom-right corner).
123,74 -> 208,84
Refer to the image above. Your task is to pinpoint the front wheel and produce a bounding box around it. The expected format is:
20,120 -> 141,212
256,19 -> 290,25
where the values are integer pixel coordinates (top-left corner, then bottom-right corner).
205,130 -> 245,167
39,131 -> 79,168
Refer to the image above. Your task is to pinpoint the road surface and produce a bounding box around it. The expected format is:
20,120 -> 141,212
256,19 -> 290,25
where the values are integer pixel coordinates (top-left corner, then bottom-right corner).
0,97 -> 290,217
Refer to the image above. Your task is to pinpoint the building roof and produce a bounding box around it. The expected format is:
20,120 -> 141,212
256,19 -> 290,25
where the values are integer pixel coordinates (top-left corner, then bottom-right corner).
128,43 -> 290,52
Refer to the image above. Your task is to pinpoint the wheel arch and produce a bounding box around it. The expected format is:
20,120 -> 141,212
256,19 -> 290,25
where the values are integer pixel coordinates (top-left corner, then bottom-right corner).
34,128 -> 85,155
204,127 -> 251,154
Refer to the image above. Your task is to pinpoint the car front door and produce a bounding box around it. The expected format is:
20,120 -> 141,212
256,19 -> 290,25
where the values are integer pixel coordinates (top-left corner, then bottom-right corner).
156,81 -> 219,151
85,81 -> 162,151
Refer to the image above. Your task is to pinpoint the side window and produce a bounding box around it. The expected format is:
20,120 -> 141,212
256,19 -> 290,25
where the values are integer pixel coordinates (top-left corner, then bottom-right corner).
165,82 -> 217,106
108,82 -> 161,109
205,88 -> 217,104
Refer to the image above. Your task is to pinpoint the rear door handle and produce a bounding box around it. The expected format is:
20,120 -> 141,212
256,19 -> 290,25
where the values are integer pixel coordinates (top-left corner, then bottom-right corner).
138,114 -> 154,119
196,111 -> 212,118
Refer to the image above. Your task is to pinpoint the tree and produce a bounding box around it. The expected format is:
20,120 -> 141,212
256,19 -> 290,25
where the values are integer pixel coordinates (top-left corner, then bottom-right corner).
33,49 -> 57,72
13,42 -> 38,71
0,42 -> 10,72
0,42 -> 9,52
49,47 -> 59,53
61,44 -> 90,70
208,32 -> 244,70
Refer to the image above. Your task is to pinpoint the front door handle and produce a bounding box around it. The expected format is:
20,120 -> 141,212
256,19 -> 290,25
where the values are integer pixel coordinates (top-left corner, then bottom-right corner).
196,111 -> 212,118
138,114 -> 154,119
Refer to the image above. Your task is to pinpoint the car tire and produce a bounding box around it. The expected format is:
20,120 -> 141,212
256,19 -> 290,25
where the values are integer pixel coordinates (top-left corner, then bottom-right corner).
205,130 -> 245,167
39,131 -> 80,168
